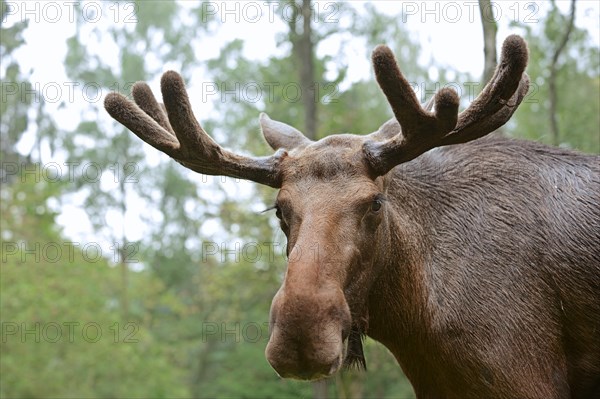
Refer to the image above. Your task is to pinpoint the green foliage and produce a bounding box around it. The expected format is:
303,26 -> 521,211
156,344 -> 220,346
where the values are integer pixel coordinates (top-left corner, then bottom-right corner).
1,244 -> 188,398
1,178 -> 63,244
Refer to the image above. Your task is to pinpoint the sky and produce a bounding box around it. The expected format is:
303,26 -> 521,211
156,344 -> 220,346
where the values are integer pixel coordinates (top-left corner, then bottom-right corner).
3,0 -> 599,249
9,1 -> 600,110
8,1 -> 599,132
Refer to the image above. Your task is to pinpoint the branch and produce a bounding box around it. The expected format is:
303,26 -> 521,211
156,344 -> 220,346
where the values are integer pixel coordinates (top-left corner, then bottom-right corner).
478,0 -> 498,85
549,0 -> 576,146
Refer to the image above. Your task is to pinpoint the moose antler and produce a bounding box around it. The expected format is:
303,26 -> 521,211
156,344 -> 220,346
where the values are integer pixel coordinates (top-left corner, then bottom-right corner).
364,34 -> 530,176
104,71 -> 285,187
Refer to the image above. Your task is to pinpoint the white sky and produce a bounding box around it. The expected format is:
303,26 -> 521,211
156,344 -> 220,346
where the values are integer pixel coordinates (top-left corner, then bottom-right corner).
9,1 -> 600,112
3,0 -> 599,249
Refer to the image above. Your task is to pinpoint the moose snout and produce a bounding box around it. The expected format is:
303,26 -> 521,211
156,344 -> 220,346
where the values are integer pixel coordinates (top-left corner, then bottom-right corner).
265,288 -> 351,380
266,339 -> 344,380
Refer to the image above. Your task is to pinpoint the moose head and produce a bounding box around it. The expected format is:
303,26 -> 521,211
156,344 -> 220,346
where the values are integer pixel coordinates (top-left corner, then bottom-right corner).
105,35 -> 530,381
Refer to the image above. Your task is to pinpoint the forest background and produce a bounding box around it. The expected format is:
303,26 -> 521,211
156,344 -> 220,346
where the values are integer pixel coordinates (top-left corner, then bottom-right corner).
1,1 -> 599,398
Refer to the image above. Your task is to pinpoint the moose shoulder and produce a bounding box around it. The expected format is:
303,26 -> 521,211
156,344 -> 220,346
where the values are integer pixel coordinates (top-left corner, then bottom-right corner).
105,35 -> 600,398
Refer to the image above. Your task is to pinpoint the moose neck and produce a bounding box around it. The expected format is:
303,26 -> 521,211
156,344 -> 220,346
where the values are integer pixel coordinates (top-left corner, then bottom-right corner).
366,164 -> 441,363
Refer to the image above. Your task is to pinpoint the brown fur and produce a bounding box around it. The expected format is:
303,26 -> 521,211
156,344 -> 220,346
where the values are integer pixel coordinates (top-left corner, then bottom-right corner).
263,134 -> 600,398
104,35 -> 600,398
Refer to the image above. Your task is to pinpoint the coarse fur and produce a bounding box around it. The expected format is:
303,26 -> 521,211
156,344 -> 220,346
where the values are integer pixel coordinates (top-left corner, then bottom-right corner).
264,133 -> 600,398
367,136 -> 600,398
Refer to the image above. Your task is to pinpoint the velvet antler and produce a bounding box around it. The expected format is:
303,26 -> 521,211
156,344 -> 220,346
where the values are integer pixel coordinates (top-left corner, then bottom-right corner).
104,71 -> 285,187
364,35 -> 530,176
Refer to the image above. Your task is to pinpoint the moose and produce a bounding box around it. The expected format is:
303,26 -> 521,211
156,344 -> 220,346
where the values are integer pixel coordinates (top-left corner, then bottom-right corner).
105,35 -> 600,398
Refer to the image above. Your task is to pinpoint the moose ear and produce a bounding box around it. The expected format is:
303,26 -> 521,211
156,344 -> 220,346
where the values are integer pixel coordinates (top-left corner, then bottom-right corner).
260,113 -> 312,151
367,118 -> 401,142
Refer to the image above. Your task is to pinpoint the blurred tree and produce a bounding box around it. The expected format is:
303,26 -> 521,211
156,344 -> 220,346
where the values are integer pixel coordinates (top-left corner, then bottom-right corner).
478,0 -> 498,84
0,0 -> 58,201
0,0 -> 33,171
509,1 -> 599,152
1,231 -> 188,398
290,0 -> 318,139
1,135 -> 187,398
548,0 -> 576,146
62,1 -> 214,319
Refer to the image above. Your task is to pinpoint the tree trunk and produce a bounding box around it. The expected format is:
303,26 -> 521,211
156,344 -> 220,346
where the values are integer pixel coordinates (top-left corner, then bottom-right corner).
478,0 -> 498,85
290,0 -> 317,140
549,0 -> 576,146
119,163 -> 129,320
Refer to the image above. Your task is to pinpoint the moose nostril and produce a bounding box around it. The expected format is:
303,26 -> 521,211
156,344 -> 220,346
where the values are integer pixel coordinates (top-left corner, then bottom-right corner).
292,357 -> 342,380
266,338 -> 345,380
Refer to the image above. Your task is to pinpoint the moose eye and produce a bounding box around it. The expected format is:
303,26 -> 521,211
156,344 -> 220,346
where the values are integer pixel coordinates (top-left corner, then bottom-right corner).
371,198 -> 383,212
274,205 -> 289,230
275,206 -> 283,220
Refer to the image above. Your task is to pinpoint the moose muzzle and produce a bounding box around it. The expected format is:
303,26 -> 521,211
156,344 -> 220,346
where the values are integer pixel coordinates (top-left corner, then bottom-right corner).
265,268 -> 352,380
